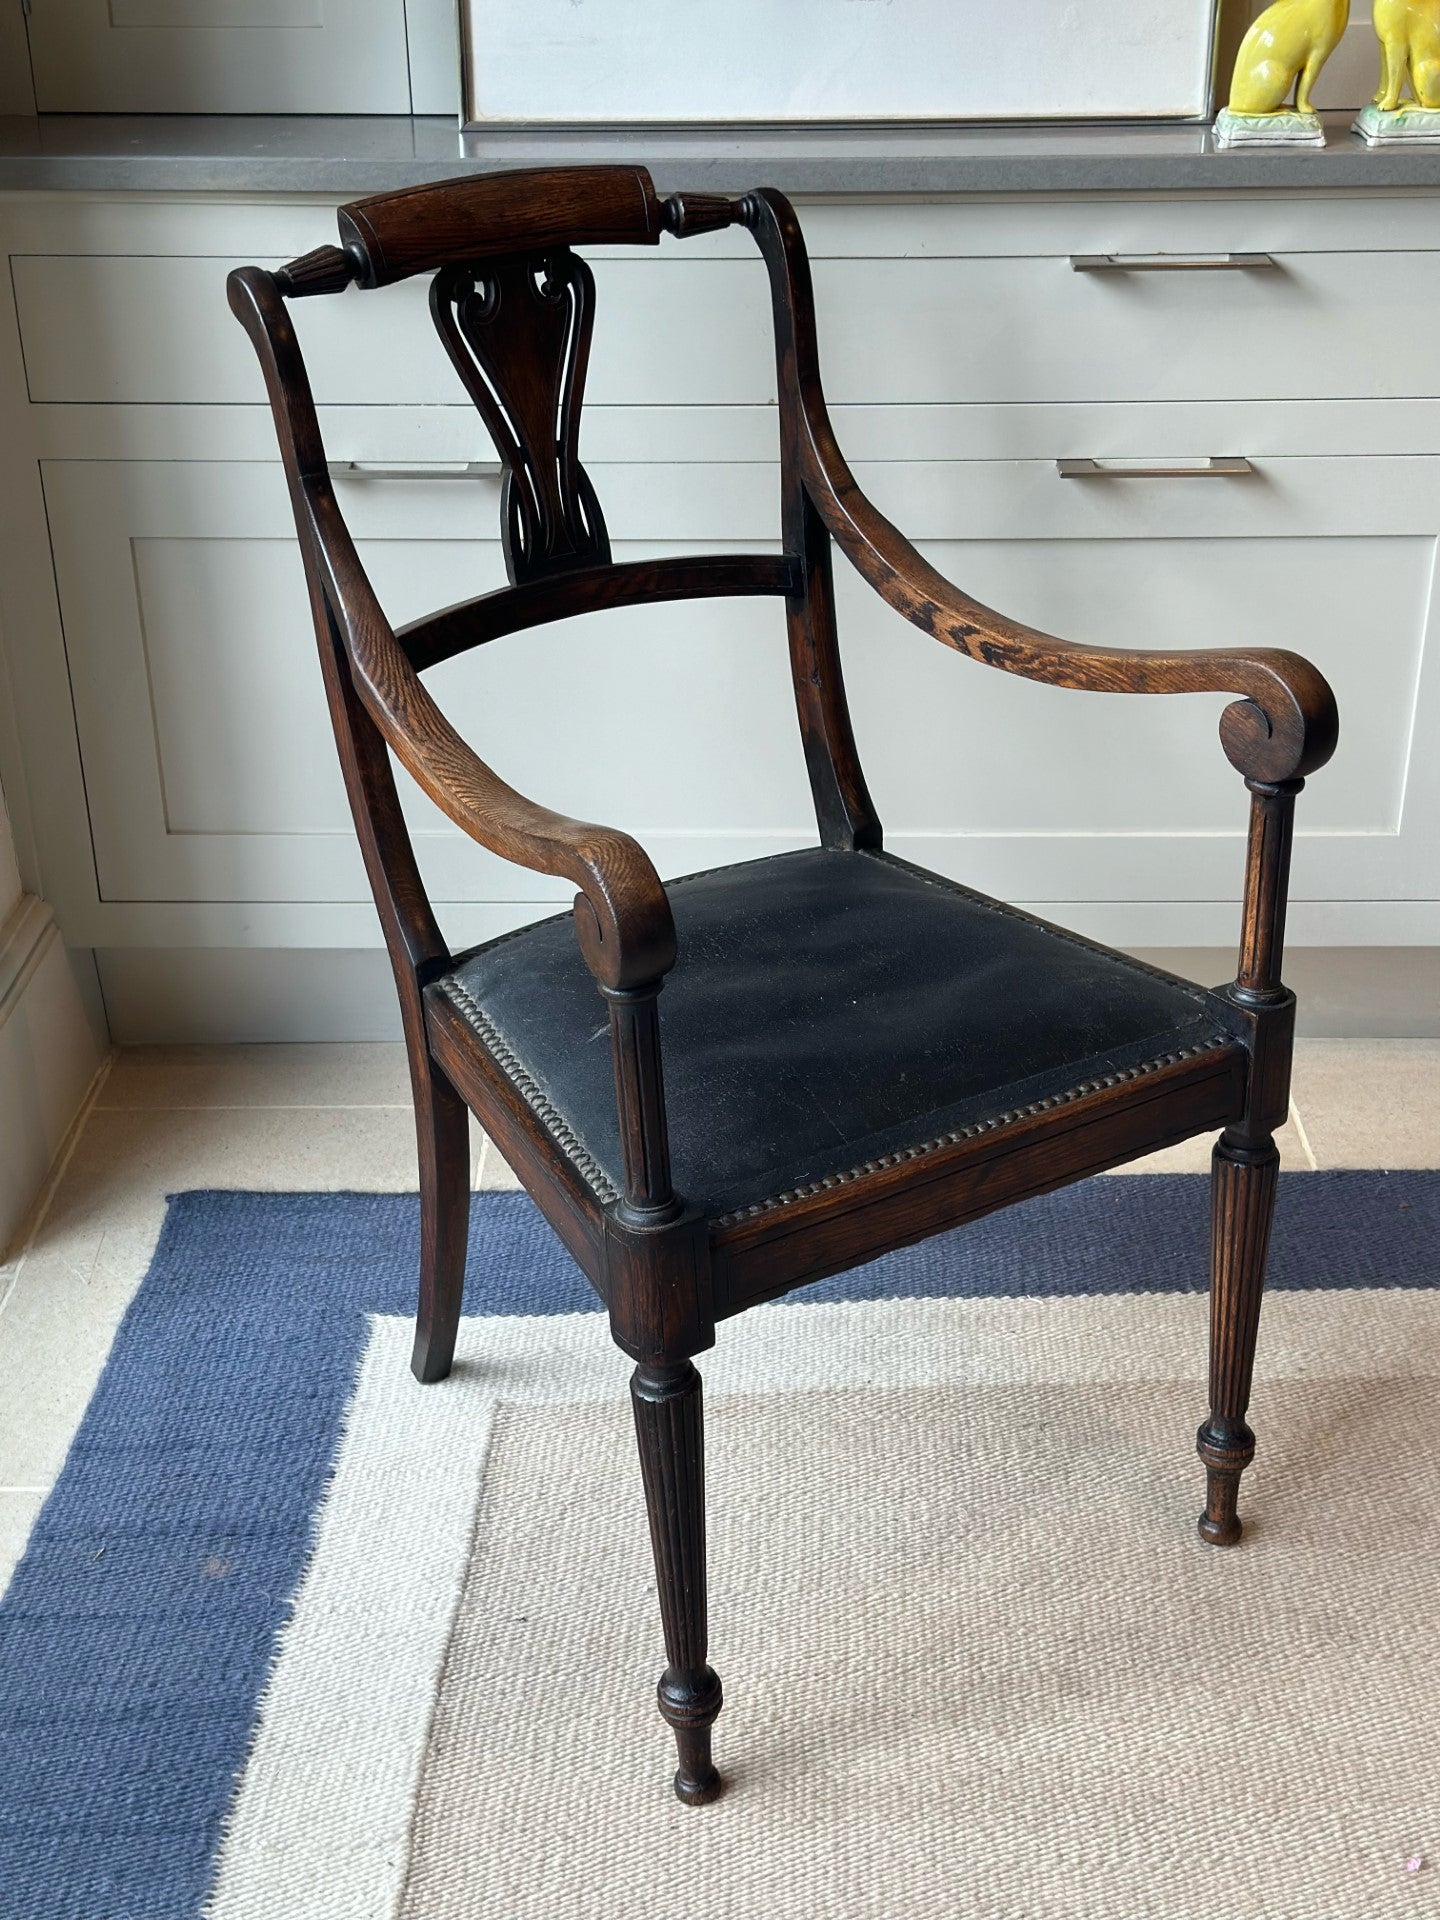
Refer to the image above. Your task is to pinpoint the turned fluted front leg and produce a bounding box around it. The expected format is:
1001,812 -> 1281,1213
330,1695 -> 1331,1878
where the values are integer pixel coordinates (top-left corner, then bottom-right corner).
630,1360 -> 723,1803
1197,1127 -> 1281,1546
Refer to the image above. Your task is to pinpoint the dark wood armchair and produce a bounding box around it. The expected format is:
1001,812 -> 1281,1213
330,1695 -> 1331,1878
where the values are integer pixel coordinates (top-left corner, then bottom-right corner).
230,167 -> 1338,1806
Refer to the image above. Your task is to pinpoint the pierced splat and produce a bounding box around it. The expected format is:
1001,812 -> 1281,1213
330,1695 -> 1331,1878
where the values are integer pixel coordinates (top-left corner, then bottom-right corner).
432,250 -> 609,586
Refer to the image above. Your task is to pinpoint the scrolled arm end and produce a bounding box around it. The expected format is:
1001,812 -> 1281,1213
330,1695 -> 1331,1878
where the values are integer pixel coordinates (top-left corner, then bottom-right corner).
1216,650 -> 1339,786
569,832 -> 677,991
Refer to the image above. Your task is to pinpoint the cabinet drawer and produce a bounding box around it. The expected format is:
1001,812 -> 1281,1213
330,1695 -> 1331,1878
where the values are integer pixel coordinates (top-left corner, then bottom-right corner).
39,449 -> 1439,946
16,243 -> 1440,410
26,0 -> 413,114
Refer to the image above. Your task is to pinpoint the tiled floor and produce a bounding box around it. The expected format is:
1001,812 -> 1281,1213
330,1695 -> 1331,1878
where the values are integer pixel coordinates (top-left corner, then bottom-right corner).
0,1039 -> 1435,1594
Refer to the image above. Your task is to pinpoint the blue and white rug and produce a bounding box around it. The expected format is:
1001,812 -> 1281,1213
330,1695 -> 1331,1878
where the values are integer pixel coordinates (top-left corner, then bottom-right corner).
1,1176 -> 1437,1920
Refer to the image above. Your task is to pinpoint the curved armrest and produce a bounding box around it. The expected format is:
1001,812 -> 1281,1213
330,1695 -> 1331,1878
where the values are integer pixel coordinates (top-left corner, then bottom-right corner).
745,191 -> 1339,786
305,481 -> 676,990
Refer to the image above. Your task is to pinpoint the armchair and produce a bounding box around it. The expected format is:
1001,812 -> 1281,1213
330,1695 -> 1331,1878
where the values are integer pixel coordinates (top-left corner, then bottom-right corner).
230,166 -> 1337,1806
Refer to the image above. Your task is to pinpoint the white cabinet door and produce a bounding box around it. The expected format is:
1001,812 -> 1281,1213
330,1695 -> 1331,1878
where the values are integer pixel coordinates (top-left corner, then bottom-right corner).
39,458 -> 813,929
37,448 -> 1440,951
26,0 -> 413,113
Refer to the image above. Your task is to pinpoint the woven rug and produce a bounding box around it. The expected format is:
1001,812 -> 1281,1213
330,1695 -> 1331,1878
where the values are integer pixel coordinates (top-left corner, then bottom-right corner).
1,1174 -> 1437,1920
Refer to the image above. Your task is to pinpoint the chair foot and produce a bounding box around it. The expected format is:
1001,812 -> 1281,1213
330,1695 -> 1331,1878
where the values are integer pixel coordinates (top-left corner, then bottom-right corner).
632,1361 -> 724,1804
1196,1418 -> 1255,1547
1197,1504 -> 1242,1549
673,1766 -> 724,1806
411,1329 -> 456,1387
409,1062 -> 471,1385
660,1667 -> 724,1804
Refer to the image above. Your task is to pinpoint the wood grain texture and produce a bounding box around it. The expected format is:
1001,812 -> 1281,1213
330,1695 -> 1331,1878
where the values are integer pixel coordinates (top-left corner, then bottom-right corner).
745,188 -> 1340,786
1236,779 -> 1300,1003
335,165 -> 663,288
602,1207 -> 714,1365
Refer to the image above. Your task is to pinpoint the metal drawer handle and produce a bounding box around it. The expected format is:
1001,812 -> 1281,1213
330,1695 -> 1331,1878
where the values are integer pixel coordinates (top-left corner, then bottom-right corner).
332,460 -> 503,481
1070,253 -> 1276,272
1057,456 -> 1255,479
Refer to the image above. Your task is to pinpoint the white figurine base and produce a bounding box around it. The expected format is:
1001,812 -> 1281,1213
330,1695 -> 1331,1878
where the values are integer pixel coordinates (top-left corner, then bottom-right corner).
1213,107 -> 1327,148
1352,102 -> 1440,145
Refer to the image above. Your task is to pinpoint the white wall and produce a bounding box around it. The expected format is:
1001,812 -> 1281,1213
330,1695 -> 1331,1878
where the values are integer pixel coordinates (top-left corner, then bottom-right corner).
0,767 -> 109,1257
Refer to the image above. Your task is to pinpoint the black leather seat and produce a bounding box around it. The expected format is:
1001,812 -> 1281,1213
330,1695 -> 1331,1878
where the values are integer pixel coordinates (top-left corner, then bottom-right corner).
437,847 -> 1225,1221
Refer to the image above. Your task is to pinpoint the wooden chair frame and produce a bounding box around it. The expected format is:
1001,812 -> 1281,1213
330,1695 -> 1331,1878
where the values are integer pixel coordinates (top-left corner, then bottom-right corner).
230,166 -> 1338,1805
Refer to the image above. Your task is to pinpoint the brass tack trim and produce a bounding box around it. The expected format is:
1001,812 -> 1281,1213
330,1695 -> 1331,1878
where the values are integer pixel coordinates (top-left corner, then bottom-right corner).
441,850 -> 1229,1225
439,975 -> 621,1204
712,1035 -> 1234,1227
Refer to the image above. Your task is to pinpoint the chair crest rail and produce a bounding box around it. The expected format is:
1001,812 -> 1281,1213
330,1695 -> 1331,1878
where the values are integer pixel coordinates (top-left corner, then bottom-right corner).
273,175 -> 742,298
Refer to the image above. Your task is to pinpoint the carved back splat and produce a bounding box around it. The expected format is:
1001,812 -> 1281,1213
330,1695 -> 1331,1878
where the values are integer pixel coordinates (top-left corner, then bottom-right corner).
432,249 -> 608,586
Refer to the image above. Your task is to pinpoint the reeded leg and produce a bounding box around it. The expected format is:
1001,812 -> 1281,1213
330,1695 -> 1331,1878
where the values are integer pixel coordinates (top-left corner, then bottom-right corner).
630,1360 -> 723,1803
1197,1126 -> 1280,1546
410,1062 -> 470,1385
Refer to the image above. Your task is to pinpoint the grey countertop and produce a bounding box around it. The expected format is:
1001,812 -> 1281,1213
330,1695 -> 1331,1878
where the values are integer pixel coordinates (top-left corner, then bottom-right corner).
2,112 -> 1439,196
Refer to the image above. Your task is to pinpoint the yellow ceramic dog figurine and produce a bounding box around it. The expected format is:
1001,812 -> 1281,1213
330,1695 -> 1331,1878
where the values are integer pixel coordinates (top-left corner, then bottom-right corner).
1215,0 -> 1349,144
1372,0 -> 1440,108
1228,0 -> 1352,116
1354,0 -> 1440,138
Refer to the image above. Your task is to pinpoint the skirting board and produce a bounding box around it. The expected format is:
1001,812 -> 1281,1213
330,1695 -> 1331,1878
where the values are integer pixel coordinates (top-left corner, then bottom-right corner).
95,944 -> 1440,1046
0,897 -> 109,1253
